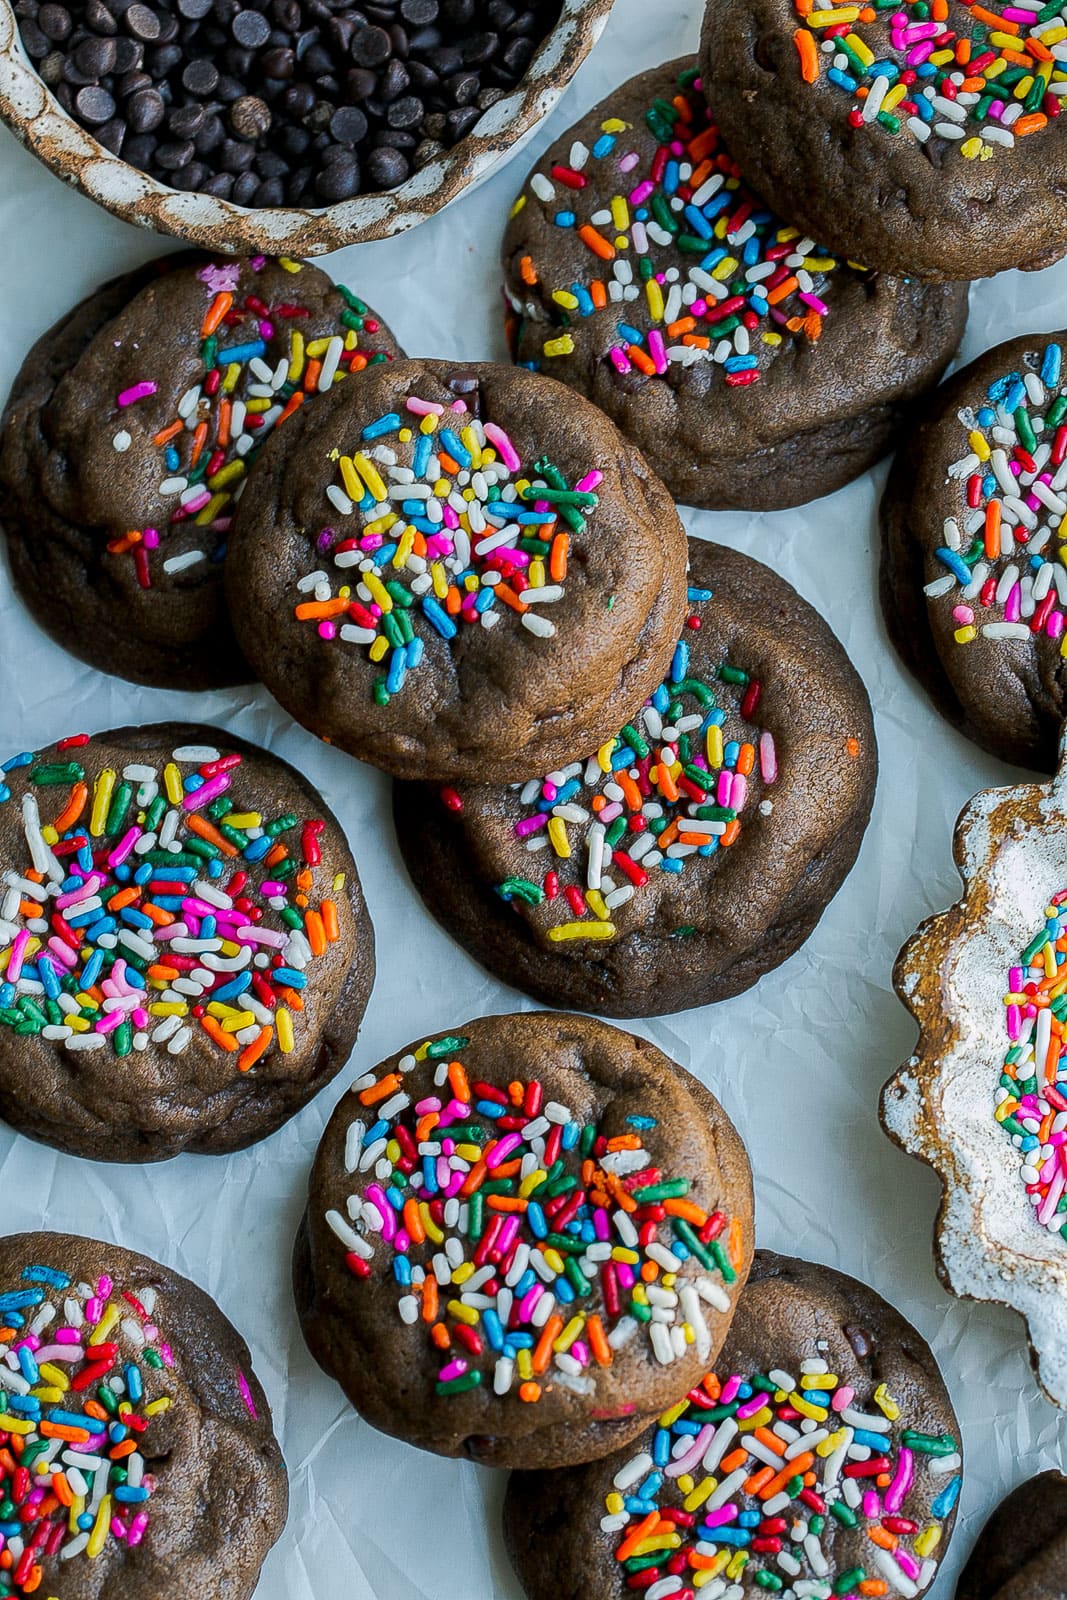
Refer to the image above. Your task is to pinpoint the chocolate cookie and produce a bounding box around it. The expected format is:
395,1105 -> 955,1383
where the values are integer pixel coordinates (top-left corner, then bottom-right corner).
393,538 -> 877,1018
504,1250 -> 963,1600
956,1471 -> 1067,1598
0,723 -> 374,1161
698,0 -> 1067,281
226,358 -> 689,783
881,331 -> 1067,771
503,58 -> 968,510
0,1230 -> 287,1599
0,253 -> 402,690
294,1011 -> 754,1470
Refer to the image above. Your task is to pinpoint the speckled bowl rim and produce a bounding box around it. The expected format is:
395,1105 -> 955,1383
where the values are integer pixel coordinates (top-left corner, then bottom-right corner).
882,740 -> 1067,1408
0,0 -> 615,255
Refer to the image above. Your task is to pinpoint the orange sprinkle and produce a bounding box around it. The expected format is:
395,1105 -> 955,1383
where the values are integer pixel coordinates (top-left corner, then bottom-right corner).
141,903 -> 174,928
495,581 -> 529,615
1025,35 -> 1054,60
579,223 -> 615,260
656,762 -> 679,803
218,398 -> 232,448
794,26 -> 820,81
108,887 -> 140,913
305,359 -> 322,392
152,419 -> 184,447
1015,112 -> 1049,136
520,254 -> 538,286
727,1215 -> 745,1270
52,781 -> 88,833
295,598 -> 349,620
460,1159 -> 488,1197
664,1198 -> 708,1225
931,0 -> 948,16
422,1278 -> 438,1323
448,1060 -> 471,1102
430,1321 -> 450,1350
628,344 -> 657,376
616,770 -> 643,812
745,1466 -> 775,1496
518,1382 -> 542,1403
587,1314 -> 612,1366
486,1195 -> 528,1213
438,451 -> 462,476
720,1447 -> 751,1474
532,1314 -> 564,1374
667,316 -> 698,338
867,1526 -> 898,1551
847,736 -> 861,757
403,1198 -> 425,1245
590,280 -> 608,309
238,1025 -> 273,1073
858,1584 -> 889,1596
201,291 -> 233,337
190,419 -> 209,468
737,742 -> 755,777
721,820 -> 741,847
200,1016 -> 238,1053
305,908 -> 326,957
51,1472 -> 74,1508
767,275 -> 801,307
616,1511 -> 659,1562
761,1454 -> 813,1497
550,532 -> 569,583
972,3 -> 1015,24
360,1071 -> 402,1106
277,390 -> 305,427
753,1426 -> 787,1457
186,814 -> 238,857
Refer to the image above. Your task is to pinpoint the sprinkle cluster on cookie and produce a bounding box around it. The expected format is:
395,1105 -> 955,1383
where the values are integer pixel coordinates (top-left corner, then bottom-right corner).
506,66 -> 844,386
485,587 -> 777,945
605,1361 -> 960,1597
107,257 -> 393,588
791,0 -> 1067,155
926,340 -> 1067,650
997,890 -> 1067,1234
326,1033 -> 744,1403
293,382 -> 599,703
0,734 -> 345,1070
0,1255 -> 175,1596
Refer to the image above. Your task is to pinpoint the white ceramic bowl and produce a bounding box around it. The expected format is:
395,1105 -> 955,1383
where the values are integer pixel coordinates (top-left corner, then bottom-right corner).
0,0 -> 615,254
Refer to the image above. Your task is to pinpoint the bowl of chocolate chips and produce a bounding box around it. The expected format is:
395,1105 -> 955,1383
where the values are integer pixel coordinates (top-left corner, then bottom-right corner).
0,0 -> 614,251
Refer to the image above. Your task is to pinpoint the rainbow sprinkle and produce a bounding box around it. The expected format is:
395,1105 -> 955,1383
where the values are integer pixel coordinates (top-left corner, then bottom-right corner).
927,340 -> 1067,649
996,890 -> 1067,1232
293,386 -> 597,703
0,1257 -> 173,1597
506,67 -> 845,385
107,257 -> 393,588
0,734 -> 345,1070
791,0 -> 1067,153
605,1364 -> 959,1597
329,1034 -> 744,1402
490,589 -> 776,944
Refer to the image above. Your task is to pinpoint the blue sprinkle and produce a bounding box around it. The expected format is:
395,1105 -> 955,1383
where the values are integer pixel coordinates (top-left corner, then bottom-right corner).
526,1203 -> 547,1238
932,1475 -> 962,1518
17,1347 -> 39,1384
688,586 -> 712,602
474,586 -> 496,614
561,1121 -> 581,1150
1042,344 -> 1062,388
976,406 -> 995,426
407,637 -> 424,671
210,971 -> 252,1005
683,204 -> 713,240
21,1264 -> 70,1289
393,1255 -> 412,1286
626,1114 -> 657,1129
828,67 -> 858,91
617,322 -> 644,346
483,1309 -> 505,1350
555,1278 -> 576,1305
476,1099 -> 505,1119
554,211 -> 576,228
671,641 -> 689,683
242,835 -> 273,862
1,753 -> 33,773
114,1486 -> 151,1504
936,547 -> 974,586
591,134 -> 615,158
273,967 -> 306,989
422,597 -> 457,641
661,858 -> 684,874
0,1289 -> 44,1313
125,1363 -> 143,1403
362,412 -> 401,441
215,340 -> 266,364
1004,378 -> 1026,412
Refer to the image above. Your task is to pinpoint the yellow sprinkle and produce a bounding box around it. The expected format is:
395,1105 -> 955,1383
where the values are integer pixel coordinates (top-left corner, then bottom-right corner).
597,738 -> 617,772
915,1524 -> 942,1558
738,1405 -> 773,1433
790,1394 -> 828,1422
0,1415 -> 33,1434
547,817 -> 572,858
41,825 -> 58,845
517,1348 -> 533,1381
194,492 -> 229,525
89,769 -> 116,837
807,5 -> 858,22
363,572 -> 393,613
447,1300 -> 479,1326
802,1374 -> 838,1390
29,1386 -> 64,1404
279,257 -> 302,273
843,30 -> 873,64
420,1203 -> 444,1245
461,426 -> 482,469
954,624 -> 977,644
339,456 -> 363,502
277,1006 -> 294,1054
547,920 -> 616,942
634,1535 -> 680,1557
143,1396 -> 171,1417
245,397 -> 272,414
683,1476 -> 714,1512
605,1491 -> 624,1514
542,1249 -> 565,1275
817,1428 -> 850,1457
163,762 -> 183,805
419,414 -> 438,434
1014,73 -> 1035,99
610,195 -> 630,232
727,1552 -> 748,1580
37,1364 -> 69,1391
677,1474 -> 695,1495
509,194 -> 527,218
221,361 -> 241,394
645,277 -> 665,323
544,334 -> 575,358
658,1398 -> 690,1428
519,1169 -> 548,1198
612,1246 -> 640,1265
529,558 -> 546,587
585,888 -> 611,922
882,82 -> 907,111
353,452 -> 388,503
985,56 -> 1007,79
706,725 -> 724,768
968,430 -> 991,461
602,117 -> 627,132
928,46 -> 954,63
92,1302 -> 120,1343
1061,631 -> 1067,658
989,30 -> 1021,48
221,812 -> 261,829
288,331 -> 305,383
431,562 -> 448,599
369,636 -> 389,663
552,289 -> 580,311
393,526 -> 416,569
87,1495 -> 111,1559
554,1315 -> 585,1353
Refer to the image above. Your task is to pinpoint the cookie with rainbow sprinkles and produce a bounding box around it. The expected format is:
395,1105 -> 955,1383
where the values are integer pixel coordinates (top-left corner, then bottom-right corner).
0,253 -> 402,690
294,1011 -> 753,1469
699,0 -> 1067,280
393,539 -> 877,1018
225,357 -> 690,783
502,57 -> 967,510
0,1230 -> 287,1600
0,723 -> 374,1162
881,330 -> 1067,769
503,1251 -> 962,1600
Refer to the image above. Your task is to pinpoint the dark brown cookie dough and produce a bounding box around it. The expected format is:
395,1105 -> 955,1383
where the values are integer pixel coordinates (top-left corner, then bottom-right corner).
504,1250 -> 963,1600
503,57 -> 967,510
294,1011 -> 754,1470
0,1230 -> 287,1600
881,331 -> 1067,771
698,0 -> 1067,282
956,1471 -> 1067,1599
0,252 -> 402,690
226,357 -> 689,783
392,538 -> 877,1018
0,722 -> 374,1161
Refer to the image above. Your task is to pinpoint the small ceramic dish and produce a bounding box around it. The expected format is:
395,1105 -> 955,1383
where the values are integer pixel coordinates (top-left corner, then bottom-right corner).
0,0 -> 614,255
883,738 -> 1067,1406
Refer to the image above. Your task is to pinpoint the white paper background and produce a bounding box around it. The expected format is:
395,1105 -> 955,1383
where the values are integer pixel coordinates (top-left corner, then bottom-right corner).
0,1 -> 1064,1592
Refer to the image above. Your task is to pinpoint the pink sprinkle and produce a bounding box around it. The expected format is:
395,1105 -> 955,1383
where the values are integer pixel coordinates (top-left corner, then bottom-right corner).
237,1368 -> 258,1418
895,1549 -> 921,1582
717,770 -> 733,807
831,1383 -> 854,1412
117,381 -> 158,408
618,151 -> 640,172
648,329 -> 668,375
108,826 -> 141,868
797,292 -> 828,316
258,320 -> 274,340
405,396 -> 444,417
883,1445 -> 914,1514
318,621 -> 337,640
142,528 -> 160,550
629,179 -> 655,205
487,1132 -> 522,1169
438,1358 -> 468,1383
132,1007 -> 149,1029
665,1423 -> 714,1478
862,1489 -> 881,1519
181,772 -> 231,811
1010,967 -> 1023,989
518,1287 -> 542,1321
1006,582 -> 1022,622
759,731 -> 778,785
515,813 -> 548,840
609,346 -> 633,375
1049,611 -> 1065,639
730,773 -> 748,812
110,1517 -> 127,1540
905,40 -> 934,63
576,470 -> 603,493
198,261 -> 241,292
57,875 -> 104,908
736,1392 -> 768,1420
127,1513 -> 150,1548
703,1503 -> 740,1528
616,1263 -> 635,1291
719,1374 -> 742,1405
570,1340 -> 590,1366
94,1009 -> 125,1035
55,1329 -> 81,1345
86,1296 -> 103,1322
449,398 -> 468,415
47,937 -> 77,969
7,929 -> 30,983
483,422 -> 521,473
952,605 -> 974,625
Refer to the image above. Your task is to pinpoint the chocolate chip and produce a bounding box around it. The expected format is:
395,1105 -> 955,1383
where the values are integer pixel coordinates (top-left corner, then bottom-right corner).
366,143 -> 407,186
125,3 -> 161,39
231,7 -> 270,46
37,4 -> 72,41
73,34 -> 118,76
844,1324 -> 873,1360
74,83 -> 116,121
350,22 -> 390,64
229,92 -> 271,137
401,0 -> 438,21
329,103 -> 367,143
126,84 -> 164,127
181,56 -> 218,93
177,0 -> 213,15
315,151 -> 359,198
154,136 -> 195,167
